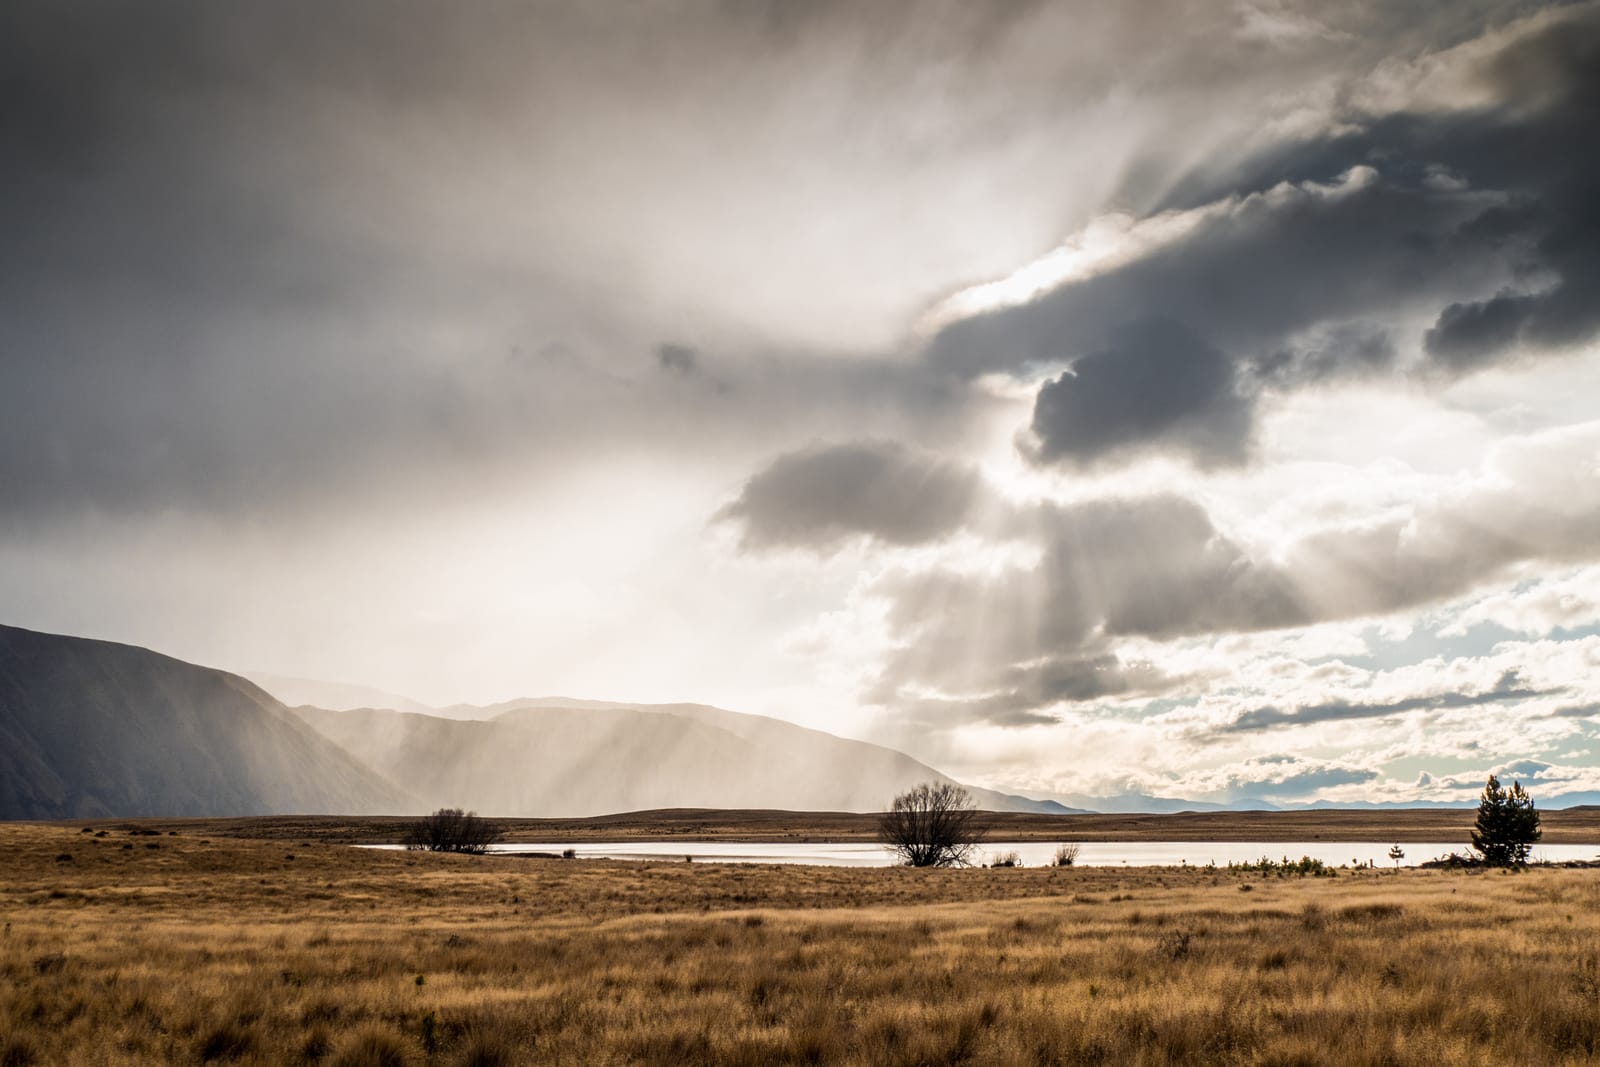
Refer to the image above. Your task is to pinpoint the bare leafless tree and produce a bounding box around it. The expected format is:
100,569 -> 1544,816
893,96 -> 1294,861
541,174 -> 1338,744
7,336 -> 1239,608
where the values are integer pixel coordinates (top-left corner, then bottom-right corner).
878,782 -> 986,867
404,807 -> 501,854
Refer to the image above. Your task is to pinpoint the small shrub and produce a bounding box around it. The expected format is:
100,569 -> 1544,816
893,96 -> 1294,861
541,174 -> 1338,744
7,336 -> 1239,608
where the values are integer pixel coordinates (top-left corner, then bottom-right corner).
404,809 -> 501,855
301,1024 -> 332,1062
0,1031 -> 41,1067
329,1027 -> 414,1067
198,1021 -> 257,1062
454,1032 -> 518,1067
560,848 -> 576,860
1157,928 -> 1194,960
1228,856 -> 1336,877
1420,851 -> 1482,869
991,851 -> 1022,868
1574,956 -> 1600,1004
1053,843 -> 1081,867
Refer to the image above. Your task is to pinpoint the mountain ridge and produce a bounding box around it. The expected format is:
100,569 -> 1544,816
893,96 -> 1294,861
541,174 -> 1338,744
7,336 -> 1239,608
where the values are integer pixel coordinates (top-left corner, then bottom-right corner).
0,623 -> 408,819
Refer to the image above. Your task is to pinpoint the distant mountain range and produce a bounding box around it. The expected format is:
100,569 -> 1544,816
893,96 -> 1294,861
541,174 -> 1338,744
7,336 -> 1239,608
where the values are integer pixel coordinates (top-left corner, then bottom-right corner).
14,622 -> 1583,821
0,623 -> 1078,820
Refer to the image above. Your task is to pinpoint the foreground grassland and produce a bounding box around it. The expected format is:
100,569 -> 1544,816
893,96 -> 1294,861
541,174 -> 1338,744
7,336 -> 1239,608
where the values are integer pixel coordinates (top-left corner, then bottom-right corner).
1,824 -> 1597,1066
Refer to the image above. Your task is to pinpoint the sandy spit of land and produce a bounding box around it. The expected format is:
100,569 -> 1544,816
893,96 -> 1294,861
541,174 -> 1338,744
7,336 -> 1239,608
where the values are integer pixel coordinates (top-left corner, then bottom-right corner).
24,805 -> 1600,845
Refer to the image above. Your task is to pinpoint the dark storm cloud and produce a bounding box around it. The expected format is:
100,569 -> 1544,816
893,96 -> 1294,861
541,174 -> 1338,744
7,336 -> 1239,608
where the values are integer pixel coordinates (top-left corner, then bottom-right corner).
1252,322 -> 1396,387
1424,191 -> 1600,369
1219,669 -> 1556,733
728,417 -> 1599,624
845,491 -> 1301,723
866,493 -> 1304,712
716,441 -> 989,553
922,164 -> 1508,468
4,0 -> 1591,524
872,653 -> 1176,730
1398,11 -> 1600,371
920,3 -> 1600,468
925,164 -> 1499,380
3,1 -> 1016,527
1023,317 -> 1253,467
1246,3 -> 1600,371
0,3 -> 569,519
730,419 -> 1599,724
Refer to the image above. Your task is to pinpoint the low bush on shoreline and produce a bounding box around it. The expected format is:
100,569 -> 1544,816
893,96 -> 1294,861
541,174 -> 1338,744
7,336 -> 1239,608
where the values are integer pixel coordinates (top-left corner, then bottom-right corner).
1227,855 -> 1338,877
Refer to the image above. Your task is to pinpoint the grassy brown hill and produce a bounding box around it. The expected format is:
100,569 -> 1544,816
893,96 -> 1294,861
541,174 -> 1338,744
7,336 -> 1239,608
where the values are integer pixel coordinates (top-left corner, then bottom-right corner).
0,624 -> 408,819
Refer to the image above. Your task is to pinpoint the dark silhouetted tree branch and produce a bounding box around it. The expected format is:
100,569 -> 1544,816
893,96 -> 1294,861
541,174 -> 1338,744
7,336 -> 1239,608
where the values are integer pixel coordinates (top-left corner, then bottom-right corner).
879,782 -> 986,867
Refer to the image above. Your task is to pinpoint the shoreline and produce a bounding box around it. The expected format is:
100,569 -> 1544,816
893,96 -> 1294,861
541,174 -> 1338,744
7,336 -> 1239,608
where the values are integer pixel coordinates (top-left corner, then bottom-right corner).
24,805 -> 1600,845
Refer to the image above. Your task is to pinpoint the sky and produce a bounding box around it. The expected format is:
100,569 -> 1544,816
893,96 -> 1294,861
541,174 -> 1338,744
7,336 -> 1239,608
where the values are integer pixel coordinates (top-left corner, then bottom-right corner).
3,0 -> 1599,807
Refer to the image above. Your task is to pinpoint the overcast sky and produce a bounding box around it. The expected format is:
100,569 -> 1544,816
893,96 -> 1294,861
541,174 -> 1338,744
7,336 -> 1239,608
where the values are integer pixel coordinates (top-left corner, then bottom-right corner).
4,0 -> 1599,806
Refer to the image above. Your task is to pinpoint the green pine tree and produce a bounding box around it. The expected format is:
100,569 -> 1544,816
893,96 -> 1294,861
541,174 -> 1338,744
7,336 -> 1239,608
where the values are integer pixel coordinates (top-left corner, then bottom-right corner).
1470,774 -> 1542,866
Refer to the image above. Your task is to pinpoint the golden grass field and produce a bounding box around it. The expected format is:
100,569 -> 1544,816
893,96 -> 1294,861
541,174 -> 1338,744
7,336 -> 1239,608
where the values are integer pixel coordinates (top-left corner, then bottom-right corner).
2,821 -> 1598,1066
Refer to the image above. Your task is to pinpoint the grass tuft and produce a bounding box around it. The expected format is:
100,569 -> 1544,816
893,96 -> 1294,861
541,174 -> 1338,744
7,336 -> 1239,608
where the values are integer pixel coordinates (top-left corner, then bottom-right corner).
329,1026 -> 415,1067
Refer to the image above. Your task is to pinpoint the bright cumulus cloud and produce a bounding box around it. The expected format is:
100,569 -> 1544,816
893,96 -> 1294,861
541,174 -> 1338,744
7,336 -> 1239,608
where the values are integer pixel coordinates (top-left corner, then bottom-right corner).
4,0 -> 1600,808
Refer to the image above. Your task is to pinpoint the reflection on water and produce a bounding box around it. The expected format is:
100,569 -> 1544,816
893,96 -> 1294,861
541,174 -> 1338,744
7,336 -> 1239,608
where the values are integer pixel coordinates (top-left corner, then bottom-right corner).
369,840 -> 1600,868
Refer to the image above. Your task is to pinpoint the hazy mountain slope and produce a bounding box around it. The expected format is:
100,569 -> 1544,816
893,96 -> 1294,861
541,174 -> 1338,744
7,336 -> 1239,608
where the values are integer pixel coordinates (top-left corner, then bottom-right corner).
244,673 -> 437,715
292,705 -> 768,815
491,700 -> 1081,814
292,701 -> 1081,815
0,624 -> 410,819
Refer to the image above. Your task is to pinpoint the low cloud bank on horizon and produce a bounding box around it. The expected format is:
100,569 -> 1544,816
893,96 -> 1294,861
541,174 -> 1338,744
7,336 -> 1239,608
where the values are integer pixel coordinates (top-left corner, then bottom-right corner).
2,0 -> 1599,807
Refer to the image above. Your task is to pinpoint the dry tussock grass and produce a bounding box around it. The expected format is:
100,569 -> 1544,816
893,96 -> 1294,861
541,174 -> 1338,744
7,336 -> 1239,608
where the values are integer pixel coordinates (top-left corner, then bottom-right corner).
1,823 -> 1597,1065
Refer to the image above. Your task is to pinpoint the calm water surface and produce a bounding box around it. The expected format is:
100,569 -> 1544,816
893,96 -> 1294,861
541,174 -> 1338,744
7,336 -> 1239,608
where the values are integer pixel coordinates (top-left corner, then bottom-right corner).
377,840 -> 1600,868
